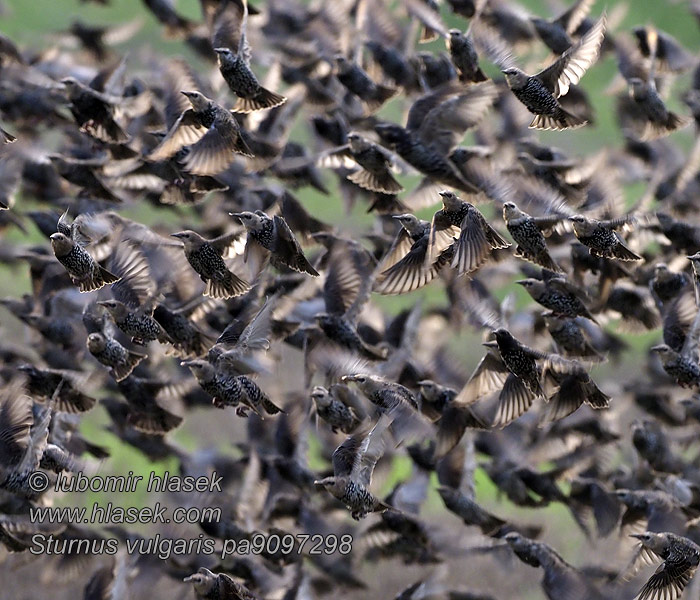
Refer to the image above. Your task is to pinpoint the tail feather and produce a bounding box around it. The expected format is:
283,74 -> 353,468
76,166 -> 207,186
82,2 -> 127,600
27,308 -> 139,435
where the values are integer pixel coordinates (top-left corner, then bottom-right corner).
232,88 -> 287,113
612,241 -> 642,261
530,109 -> 587,131
112,350 -> 147,381
347,168 -> 403,194
261,395 -> 284,415
204,272 -> 250,299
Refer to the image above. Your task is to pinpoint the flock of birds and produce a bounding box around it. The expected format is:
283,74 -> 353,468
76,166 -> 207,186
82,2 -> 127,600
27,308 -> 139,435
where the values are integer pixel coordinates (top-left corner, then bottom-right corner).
3,0 -> 700,598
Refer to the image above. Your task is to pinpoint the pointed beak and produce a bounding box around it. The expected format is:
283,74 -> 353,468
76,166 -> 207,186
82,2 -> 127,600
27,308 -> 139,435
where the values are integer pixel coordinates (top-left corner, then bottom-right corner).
438,190 -> 450,198
629,534 -> 645,540
183,575 -> 195,583
482,341 -> 498,348
650,345 -> 664,353
515,280 -> 528,286
96,301 -> 110,307
49,233 -> 61,241
170,232 -> 185,239
213,47 -> 227,54
341,375 -> 359,382
180,360 -> 195,367
229,212 -> 244,219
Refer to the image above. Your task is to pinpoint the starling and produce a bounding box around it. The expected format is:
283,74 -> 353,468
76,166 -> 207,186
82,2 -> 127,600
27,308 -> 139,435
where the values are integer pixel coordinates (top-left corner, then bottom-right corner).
231,211 -> 319,278
86,332 -> 146,382
502,15 -> 606,129
543,315 -> 604,361
621,78 -> 690,141
142,0 -> 195,37
314,415 -> 392,520
530,0 -> 596,55
60,76 -> 128,143
650,263 -> 690,307
50,230 -> 120,293
215,44 -> 287,113
149,90 -> 252,175
171,230 -> 249,298
502,202 -> 562,271
315,240 -> 387,360
97,300 -> 173,346
651,345 -> 700,389
153,304 -> 216,358
492,328 -> 546,397
17,364 -> 97,413
428,190 -> 510,274
630,532 -> 700,600
334,55 -> 397,113
446,29 -> 487,82
310,385 -> 363,434
182,359 -> 282,417
541,363 -> 610,423
333,133 -> 403,194
517,274 -> 596,321
569,214 -> 642,261
633,26 -> 694,74
374,214 -> 453,295
184,567 -> 259,600
0,125 -> 15,144
342,374 -> 419,414
504,532 -> 603,600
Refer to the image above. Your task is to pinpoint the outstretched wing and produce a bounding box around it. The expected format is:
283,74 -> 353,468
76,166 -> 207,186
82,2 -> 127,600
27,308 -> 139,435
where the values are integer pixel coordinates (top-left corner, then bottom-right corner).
536,14 -> 606,98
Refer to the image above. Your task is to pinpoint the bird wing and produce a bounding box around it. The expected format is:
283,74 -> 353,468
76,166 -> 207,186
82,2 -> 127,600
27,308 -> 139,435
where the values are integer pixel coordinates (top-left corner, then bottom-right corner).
0,380 -> 33,468
209,230 -> 246,257
536,14 -> 606,98
554,0 -> 596,35
332,433 -> 362,478
428,210 -> 462,265
455,351 -> 511,406
415,82 -> 498,156
374,235 -> 442,295
492,374 -> 534,428
149,109 -> 208,161
182,116 -> 247,176
108,242 -> 154,309
636,559 -> 696,600
236,294 -> 277,353
355,413 -> 391,487
376,228 -> 415,274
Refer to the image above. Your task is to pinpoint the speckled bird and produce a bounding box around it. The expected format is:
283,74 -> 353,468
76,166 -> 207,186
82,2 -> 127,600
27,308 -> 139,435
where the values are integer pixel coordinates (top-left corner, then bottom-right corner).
502,202 -> 562,271
429,190 -> 510,274
50,232 -> 120,293
630,532 -> 700,600
314,416 -> 392,520
87,332 -> 146,381
517,275 -> 596,321
98,300 -> 173,346
184,567 -> 259,600
232,211 -> 319,277
502,15 -> 605,129
569,214 -> 642,261
171,230 -> 249,299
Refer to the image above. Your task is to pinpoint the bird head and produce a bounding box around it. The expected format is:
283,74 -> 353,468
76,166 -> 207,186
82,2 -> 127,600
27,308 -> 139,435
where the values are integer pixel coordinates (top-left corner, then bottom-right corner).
502,201 -> 520,221
171,230 -> 200,248
516,279 -> 540,291
86,332 -> 106,352
180,359 -> 213,378
180,90 -> 209,111
310,386 -> 331,408
392,213 -> 421,235
213,47 -> 235,64
183,568 -> 215,594
438,190 -> 461,208
97,300 -> 127,319
229,211 -> 262,230
49,232 -> 72,255
502,68 -> 527,89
